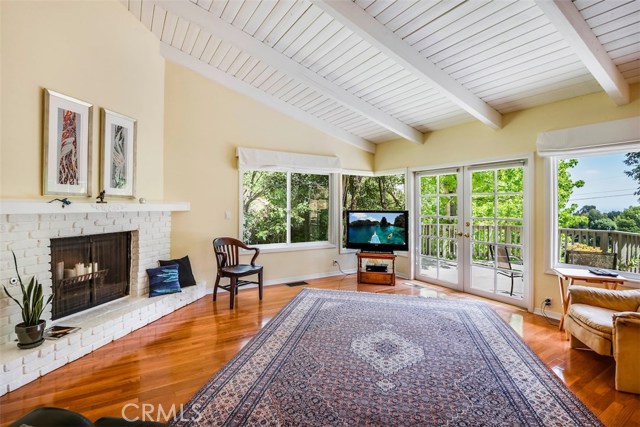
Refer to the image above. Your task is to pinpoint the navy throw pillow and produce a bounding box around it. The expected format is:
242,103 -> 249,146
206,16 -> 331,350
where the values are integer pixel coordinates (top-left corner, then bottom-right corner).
147,264 -> 181,297
159,255 -> 197,287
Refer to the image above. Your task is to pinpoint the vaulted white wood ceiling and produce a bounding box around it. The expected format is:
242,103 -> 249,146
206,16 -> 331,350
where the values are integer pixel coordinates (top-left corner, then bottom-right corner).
123,0 -> 640,152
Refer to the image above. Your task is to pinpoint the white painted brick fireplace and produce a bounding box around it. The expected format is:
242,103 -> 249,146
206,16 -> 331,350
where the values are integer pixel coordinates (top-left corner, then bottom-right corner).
0,201 -> 206,396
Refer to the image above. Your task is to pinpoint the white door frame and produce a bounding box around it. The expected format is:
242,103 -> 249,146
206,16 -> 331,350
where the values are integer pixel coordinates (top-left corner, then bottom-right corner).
411,154 -> 534,311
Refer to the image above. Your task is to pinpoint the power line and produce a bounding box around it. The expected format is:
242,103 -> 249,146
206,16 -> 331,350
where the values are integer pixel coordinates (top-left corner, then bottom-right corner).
571,187 -> 637,196
569,193 -> 637,201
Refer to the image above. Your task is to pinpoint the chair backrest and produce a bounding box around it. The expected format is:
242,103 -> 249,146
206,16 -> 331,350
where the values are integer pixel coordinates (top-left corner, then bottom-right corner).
565,250 -> 617,270
490,244 -> 512,270
213,237 -> 243,269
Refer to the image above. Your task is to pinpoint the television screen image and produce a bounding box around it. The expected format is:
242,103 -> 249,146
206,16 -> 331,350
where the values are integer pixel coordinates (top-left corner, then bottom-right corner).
346,210 -> 408,252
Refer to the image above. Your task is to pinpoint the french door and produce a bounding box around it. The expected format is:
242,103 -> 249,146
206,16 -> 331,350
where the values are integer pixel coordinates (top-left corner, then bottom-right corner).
415,161 -> 530,308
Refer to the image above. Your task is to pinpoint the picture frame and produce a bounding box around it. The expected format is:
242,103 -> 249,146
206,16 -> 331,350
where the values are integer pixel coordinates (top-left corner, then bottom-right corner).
43,89 -> 93,196
100,109 -> 137,198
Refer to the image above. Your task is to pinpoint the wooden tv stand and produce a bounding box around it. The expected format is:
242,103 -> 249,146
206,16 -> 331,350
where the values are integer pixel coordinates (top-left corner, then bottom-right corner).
356,252 -> 396,286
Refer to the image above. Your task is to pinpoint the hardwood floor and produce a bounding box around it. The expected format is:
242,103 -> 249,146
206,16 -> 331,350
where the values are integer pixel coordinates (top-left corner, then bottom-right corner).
1,277 -> 638,426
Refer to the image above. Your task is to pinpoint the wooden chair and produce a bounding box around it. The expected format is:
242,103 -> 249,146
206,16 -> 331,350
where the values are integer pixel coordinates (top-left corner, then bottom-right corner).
565,250 -> 617,270
212,237 -> 263,309
490,244 -> 523,296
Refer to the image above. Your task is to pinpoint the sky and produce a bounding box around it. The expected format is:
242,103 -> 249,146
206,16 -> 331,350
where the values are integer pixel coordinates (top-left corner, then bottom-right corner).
567,152 -> 639,212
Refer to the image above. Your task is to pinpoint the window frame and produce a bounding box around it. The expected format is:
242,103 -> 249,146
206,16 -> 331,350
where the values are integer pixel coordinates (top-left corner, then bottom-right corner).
239,167 -> 337,253
339,168 -> 409,255
544,150 -> 640,281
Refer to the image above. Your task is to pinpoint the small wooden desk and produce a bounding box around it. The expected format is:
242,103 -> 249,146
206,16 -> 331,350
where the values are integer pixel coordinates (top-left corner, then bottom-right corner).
356,252 -> 396,286
554,267 -> 626,331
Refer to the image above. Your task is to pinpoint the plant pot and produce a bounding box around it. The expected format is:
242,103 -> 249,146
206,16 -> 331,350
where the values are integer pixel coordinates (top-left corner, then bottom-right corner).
15,320 -> 46,349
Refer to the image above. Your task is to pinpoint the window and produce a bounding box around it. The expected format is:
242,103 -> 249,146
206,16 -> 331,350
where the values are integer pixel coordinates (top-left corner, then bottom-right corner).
552,152 -> 639,275
241,170 -> 330,247
341,173 -> 406,248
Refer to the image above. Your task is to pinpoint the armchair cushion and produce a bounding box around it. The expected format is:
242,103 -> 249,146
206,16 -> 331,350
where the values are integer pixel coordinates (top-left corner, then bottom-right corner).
568,285 -> 640,312
567,303 -> 614,336
613,311 -> 640,394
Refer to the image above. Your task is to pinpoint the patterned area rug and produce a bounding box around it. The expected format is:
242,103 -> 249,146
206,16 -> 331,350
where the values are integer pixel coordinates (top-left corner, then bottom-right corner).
172,289 -> 601,426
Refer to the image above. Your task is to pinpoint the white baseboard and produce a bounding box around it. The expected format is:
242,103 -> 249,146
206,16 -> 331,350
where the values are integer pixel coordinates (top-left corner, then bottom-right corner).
532,307 -> 561,320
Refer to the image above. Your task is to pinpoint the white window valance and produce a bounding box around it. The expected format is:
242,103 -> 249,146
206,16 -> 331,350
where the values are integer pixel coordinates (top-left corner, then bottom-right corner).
536,116 -> 640,157
237,147 -> 341,173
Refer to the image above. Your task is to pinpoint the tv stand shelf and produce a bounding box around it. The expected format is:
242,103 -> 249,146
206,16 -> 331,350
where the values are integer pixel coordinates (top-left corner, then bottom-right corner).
357,252 -> 396,286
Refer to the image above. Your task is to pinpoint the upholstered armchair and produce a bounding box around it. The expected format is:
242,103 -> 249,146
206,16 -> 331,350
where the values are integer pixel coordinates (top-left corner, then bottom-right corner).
564,285 -> 640,394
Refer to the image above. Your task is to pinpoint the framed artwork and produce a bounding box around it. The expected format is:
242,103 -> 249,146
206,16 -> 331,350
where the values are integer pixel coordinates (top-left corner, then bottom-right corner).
100,109 -> 137,198
43,89 -> 93,196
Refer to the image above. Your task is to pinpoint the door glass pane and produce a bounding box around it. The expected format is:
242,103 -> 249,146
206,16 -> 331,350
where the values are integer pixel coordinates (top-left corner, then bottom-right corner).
418,173 -> 459,286
470,166 -> 525,300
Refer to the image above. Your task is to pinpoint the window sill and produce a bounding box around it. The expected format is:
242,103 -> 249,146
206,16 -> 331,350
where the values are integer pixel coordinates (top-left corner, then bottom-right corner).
242,242 -> 336,254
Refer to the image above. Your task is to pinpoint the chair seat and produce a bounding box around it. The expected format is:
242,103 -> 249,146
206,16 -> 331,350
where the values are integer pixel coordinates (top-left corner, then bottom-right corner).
567,303 -> 615,337
221,264 -> 263,277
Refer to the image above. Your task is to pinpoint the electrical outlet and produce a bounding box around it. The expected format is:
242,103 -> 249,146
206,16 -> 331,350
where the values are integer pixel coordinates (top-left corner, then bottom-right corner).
543,297 -> 552,306
332,260 -> 338,266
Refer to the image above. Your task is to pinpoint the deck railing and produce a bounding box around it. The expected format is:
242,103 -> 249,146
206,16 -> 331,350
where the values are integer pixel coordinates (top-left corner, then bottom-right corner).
419,224 -> 640,273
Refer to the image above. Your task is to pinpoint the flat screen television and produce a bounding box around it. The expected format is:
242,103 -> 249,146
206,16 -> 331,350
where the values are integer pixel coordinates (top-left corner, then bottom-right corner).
346,210 -> 409,253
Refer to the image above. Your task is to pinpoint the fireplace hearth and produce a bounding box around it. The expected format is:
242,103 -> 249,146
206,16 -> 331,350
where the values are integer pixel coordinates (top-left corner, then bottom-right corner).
51,232 -> 131,319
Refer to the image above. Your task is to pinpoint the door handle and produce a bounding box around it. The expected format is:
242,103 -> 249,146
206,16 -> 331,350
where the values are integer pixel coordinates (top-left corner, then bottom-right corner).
464,233 -> 470,238
456,232 -> 463,237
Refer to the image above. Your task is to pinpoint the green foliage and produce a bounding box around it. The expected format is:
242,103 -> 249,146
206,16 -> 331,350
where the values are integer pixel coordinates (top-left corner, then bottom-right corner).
614,206 -> 640,232
590,217 -> 617,231
624,152 -> 640,201
242,171 -> 330,245
343,174 -> 405,211
557,159 -> 585,228
3,251 -> 52,326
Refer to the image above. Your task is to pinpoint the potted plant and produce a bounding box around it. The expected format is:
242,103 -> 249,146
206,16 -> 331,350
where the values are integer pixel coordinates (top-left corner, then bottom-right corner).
3,251 -> 53,349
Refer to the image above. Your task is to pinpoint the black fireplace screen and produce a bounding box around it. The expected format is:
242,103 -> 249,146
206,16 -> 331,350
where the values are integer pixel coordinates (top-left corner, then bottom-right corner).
50,232 -> 131,319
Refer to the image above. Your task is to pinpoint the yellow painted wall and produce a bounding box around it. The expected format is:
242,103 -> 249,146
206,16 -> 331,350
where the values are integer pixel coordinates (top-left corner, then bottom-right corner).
376,84 -> 640,313
0,0 -> 165,200
163,62 -> 373,285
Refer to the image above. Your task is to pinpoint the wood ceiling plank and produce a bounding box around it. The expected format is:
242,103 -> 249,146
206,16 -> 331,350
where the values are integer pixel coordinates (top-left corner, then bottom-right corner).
273,7 -> 325,53
129,0 -> 143,20
373,0 -> 417,25
235,56 -> 261,79
160,45 -> 375,152
208,0 -> 227,16
292,92 -> 323,108
596,22 -> 640,44
536,0 -> 630,104
251,67 -> 278,88
151,5 -> 167,39
308,34 -> 361,72
231,0 -> 261,28
242,0 -> 279,35
427,8 -> 545,65
218,45 -> 243,71
319,46 -> 378,81
263,1 -> 311,47
253,0 -> 296,41
161,11 -> 179,44
385,0 -> 440,32
364,0 -> 395,18
304,98 -> 334,114
141,0 -> 155,29
400,0 -> 465,44
243,62 -> 270,85
200,37 -> 222,63
348,63 -> 406,96
181,23 -> 201,53
264,74 -> 294,94
221,0 -> 244,22
314,0 -> 502,129
210,42 -> 234,68
590,9 -> 639,35
297,94 -> 326,110
291,20 -> 344,63
226,51 -> 251,75
155,0 -> 423,142
332,54 -> 389,87
258,70 -> 287,91
357,74 -> 417,101
271,79 -> 301,98
579,0 -> 634,20
585,1 -> 639,28
282,13 -> 334,58
171,17 -> 190,48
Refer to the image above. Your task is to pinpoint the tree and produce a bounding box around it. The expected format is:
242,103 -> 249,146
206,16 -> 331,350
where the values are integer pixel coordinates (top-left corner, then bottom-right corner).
590,217 -> 617,231
624,152 -> 640,201
615,206 -> 640,233
557,159 -> 587,228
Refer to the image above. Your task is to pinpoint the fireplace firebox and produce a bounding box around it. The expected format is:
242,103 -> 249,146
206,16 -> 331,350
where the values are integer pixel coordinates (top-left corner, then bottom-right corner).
50,232 -> 131,319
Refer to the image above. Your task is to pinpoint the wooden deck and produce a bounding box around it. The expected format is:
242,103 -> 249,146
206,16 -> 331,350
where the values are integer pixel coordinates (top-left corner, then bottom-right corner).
0,277 -> 638,426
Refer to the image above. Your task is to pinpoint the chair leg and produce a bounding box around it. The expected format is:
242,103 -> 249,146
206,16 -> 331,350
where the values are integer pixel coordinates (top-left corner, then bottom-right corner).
213,275 -> 220,301
229,277 -> 237,309
258,271 -> 263,301
510,275 -> 514,296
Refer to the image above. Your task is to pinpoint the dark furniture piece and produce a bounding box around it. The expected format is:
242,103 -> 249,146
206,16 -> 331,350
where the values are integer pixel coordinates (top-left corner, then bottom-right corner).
9,407 -> 168,426
565,249 -> 617,270
490,244 -> 523,296
213,237 -> 263,309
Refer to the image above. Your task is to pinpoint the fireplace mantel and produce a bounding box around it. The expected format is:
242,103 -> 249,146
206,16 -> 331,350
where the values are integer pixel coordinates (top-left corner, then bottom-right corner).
0,200 -> 190,215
